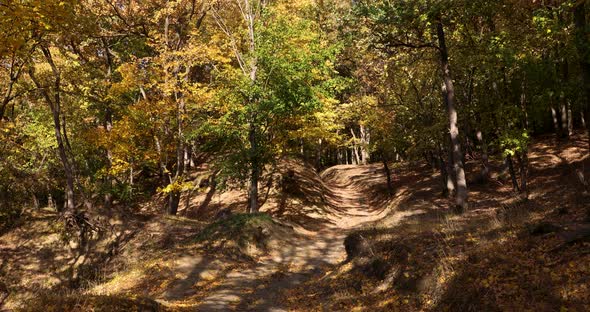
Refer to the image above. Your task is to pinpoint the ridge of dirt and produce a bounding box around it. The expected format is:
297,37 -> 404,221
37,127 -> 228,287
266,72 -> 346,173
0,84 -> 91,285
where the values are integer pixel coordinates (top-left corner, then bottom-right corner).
188,164 -> 395,311
6,135 -> 587,311
0,159 -> 396,311
281,133 -> 590,312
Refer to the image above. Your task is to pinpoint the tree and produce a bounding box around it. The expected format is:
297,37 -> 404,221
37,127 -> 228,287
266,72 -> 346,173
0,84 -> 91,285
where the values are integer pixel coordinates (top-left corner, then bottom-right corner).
573,0 -> 590,148
209,0 -> 340,212
436,20 -> 468,212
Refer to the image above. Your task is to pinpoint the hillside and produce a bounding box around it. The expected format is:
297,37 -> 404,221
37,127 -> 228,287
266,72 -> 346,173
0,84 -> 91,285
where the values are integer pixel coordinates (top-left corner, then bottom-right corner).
0,158 -> 393,310
0,134 -> 588,311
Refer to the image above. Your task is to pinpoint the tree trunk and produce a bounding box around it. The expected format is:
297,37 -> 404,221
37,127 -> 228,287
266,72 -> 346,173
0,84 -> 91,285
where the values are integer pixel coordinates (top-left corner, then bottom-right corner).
551,105 -> 560,135
574,1 -> 590,149
506,155 -> 520,192
516,152 -> 528,199
316,138 -> 322,170
360,124 -> 370,165
350,128 -> 361,165
382,155 -> 394,196
446,147 -> 456,197
168,192 -> 180,215
560,54 -> 570,138
568,102 -> 574,136
437,144 -> 450,197
29,47 -> 76,213
428,151 -> 437,171
168,93 -> 186,216
104,106 -> 113,209
101,38 -> 115,208
1,54 -> 25,121
561,98 -> 568,138
437,21 -> 468,213
248,122 -> 260,213
476,130 -> 490,182
184,145 -> 192,170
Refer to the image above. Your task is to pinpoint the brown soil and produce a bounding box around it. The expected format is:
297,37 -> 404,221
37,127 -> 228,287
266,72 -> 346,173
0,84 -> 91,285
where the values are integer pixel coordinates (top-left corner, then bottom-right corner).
2,133 -> 588,311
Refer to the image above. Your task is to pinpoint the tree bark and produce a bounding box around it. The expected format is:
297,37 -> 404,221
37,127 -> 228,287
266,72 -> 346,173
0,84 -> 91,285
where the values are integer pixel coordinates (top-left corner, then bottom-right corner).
476,130 -> 490,182
360,124 -> 370,165
516,152 -> 528,199
551,105 -> 560,135
437,144 -> 450,197
316,138 -> 322,170
447,136 -> 457,193
568,102 -> 574,136
506,155 -> 520,192
102,38 -> 114,208
248,122 -> 260,213
437,21 -> 468,212
168,95 -> 185,215
350,128 -> 361,165
574,1 -> 590,149
560,54 -> 570,138
382,155 -> 394,196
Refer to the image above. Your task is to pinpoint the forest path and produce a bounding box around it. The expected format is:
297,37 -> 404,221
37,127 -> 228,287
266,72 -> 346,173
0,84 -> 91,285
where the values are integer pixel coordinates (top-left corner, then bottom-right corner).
192,164 -> 393,311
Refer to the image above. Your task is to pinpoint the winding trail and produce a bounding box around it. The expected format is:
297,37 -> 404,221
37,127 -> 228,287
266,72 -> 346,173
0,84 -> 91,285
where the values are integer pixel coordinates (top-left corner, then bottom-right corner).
192,164 -> 392,311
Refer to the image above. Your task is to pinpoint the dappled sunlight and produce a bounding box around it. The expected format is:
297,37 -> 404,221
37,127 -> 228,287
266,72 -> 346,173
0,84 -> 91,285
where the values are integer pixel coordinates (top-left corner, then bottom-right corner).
282,134 -> 590,311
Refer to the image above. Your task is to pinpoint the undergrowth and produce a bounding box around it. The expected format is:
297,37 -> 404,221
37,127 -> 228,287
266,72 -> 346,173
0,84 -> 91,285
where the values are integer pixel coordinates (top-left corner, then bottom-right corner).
193,212 -> 273,243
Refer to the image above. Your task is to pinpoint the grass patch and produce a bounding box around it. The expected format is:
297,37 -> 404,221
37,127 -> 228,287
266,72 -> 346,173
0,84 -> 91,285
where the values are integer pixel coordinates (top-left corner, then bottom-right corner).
194,213 -> 273,243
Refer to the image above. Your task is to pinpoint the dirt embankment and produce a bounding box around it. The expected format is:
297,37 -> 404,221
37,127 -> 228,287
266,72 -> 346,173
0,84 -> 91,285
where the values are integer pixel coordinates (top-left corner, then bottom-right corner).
1,158 -> 395,311
283,133 -> 590,312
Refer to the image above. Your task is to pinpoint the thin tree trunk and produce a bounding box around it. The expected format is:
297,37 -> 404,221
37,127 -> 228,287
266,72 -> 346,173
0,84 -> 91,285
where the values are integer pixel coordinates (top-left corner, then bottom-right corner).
29,47 -> 76,213
428,151 -> 437,171
186,144 -> 194,169
168,95 -> 185,215
104,106 -> 114,208
560,54 -> 570,138
382,155 -> 394,196
350,128 -> 361,165
551,105 -> 560,135
360,124 -> 369,165
561,99 -> 568,138
520,81 -> 530,131
437,21 -> 468,212
316,138 -> 322,170
516,152 -> 528,199
1,53 -> 25,121
300,139 -> 304,157
568,102 -> 574,136
101,38 -> 115,208
476,130 -> 490,182
506,155 -> 520,192
129,165 -> 133,192
248,121 -> 260,213
574,1 -> 590,149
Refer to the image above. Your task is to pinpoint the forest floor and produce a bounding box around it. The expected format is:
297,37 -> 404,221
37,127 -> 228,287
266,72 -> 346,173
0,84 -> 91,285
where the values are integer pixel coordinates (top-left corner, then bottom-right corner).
1,133 -> 589,311
189,164 -> 397,311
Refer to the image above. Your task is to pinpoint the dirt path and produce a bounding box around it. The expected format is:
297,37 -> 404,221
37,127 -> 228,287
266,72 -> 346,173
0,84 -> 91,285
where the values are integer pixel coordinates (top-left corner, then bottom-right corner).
190,165 -> 391,311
